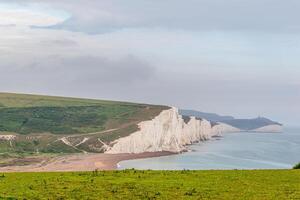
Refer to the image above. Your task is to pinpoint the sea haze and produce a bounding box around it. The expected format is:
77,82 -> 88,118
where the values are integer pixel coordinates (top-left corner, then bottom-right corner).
119,127 -> 300,170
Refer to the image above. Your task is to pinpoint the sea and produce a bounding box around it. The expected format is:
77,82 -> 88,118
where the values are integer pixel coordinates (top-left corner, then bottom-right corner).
118,127 -> 300,170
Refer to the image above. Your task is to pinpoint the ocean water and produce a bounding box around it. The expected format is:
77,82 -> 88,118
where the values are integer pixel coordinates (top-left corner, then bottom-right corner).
118,127 -> 300,170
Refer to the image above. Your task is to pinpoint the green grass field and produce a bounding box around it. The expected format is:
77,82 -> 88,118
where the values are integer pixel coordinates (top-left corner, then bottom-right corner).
0,93 -> 168,155
0,170 -> 299,199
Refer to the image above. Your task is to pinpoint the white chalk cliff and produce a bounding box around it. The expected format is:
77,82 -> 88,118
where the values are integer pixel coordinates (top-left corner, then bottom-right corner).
0,135 -> 16,141
251,124 -> 283,133
211,122 -> 241,135
105,107 -> 239,154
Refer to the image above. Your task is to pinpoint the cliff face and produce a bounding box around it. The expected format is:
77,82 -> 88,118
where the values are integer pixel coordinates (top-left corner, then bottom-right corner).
105,107 -> 239,154
251,124 -> 283,133
0,135 -> 16,141
212,122 -> 241,136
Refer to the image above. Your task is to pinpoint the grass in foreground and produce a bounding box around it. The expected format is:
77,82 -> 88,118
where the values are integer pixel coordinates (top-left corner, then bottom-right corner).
0,170 -> 299,200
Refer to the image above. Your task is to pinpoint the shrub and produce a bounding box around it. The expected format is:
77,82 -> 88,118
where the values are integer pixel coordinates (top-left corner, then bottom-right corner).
184,188 -> 197,196
293,162 -> 300,169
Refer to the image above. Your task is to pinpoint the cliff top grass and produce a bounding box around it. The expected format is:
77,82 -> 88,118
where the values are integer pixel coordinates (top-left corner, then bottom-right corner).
0,93 -> 135,108
0,169 -> 299,199
0,92 -> 168,135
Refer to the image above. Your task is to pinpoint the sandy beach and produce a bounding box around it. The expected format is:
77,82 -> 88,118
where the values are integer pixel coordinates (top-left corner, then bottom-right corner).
0,152 -> 174,172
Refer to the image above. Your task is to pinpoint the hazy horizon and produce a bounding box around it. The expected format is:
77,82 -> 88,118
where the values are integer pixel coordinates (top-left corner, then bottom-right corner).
0,0 -> 299,126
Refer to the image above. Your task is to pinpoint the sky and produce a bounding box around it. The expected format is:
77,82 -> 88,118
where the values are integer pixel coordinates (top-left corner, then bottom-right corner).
0,0 -> 299,126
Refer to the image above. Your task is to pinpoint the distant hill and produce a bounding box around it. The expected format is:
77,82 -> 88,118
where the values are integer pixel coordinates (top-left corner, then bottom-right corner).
179,109 -> 234,122
221,117 -> 282,131
180,109 -> 282,131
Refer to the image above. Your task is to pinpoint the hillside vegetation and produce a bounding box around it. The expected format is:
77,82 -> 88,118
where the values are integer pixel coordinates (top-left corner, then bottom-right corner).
294,162 -> 300,169
0,170 -> 299,199
0,93 -> 168,155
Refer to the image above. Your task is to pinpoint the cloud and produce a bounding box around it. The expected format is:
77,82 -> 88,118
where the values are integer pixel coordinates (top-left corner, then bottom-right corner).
0,0 -> 299,125
0,54 -> 156,87
0,3 -> 67,26
22,0 -> 300,34
0,24 -> 16,27
58,55 -> 157,84
39,38 -> 78,47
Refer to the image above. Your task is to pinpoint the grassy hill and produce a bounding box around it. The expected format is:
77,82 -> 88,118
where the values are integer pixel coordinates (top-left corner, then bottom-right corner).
180,109 -> 235,122
0,93 -> 168,155
0,170 -> 299,199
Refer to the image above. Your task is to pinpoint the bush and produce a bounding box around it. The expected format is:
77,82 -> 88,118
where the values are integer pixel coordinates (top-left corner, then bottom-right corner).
293,162 -> 300,169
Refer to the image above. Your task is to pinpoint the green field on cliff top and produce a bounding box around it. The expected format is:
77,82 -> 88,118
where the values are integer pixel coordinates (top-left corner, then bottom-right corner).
0,93 -> 167,135
0,170 -> 299,199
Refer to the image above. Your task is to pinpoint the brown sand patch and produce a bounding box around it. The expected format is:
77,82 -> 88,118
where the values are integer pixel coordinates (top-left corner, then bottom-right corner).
0,152 -> 174,172
94,162 -> 105,168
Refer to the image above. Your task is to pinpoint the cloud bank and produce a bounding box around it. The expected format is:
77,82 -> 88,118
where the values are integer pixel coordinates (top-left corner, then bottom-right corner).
0,0 -> 299,125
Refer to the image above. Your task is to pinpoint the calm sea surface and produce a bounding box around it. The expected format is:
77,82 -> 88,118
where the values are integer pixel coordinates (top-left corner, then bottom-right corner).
118,127 -> 300,170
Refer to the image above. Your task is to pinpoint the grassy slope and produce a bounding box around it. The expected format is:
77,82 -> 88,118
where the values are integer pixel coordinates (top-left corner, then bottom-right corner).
0,93 -> 169,154
0,170 -> 299,199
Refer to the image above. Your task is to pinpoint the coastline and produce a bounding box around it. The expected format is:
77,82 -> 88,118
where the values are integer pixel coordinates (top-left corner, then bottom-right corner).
0,151 -> 175,172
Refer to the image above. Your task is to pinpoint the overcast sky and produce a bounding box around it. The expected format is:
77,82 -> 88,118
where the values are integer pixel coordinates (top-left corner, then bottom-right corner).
0,0 -> 299,126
